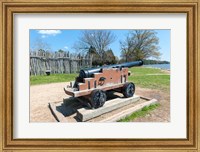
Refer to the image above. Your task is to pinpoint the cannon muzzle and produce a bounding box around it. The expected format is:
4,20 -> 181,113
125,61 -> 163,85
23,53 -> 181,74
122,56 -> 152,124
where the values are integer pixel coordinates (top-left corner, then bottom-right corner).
79,60 -> 143,78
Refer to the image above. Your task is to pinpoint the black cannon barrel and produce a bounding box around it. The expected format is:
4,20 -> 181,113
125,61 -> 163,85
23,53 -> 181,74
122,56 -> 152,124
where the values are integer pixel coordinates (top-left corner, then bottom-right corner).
79,60 -> 143,78
112,60 -> 143,69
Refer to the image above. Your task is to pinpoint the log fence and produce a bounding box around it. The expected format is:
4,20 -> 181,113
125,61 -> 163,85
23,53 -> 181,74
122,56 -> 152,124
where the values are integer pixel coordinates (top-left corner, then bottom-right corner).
30,51 -> 92,75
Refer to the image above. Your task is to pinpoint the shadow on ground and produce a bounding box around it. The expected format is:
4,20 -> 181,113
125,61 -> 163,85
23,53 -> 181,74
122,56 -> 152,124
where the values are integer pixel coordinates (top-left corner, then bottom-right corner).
50,91 -> 124,122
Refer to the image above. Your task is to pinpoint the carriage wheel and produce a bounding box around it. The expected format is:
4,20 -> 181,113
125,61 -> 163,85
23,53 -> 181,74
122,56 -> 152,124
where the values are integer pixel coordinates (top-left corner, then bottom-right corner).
122,82 -> 135,98
90,89 -> 107,109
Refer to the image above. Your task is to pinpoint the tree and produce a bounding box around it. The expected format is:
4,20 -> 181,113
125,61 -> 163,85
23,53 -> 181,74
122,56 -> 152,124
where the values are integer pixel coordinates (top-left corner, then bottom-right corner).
76,30 -> 116,62
105,49 -> 117,64
58,49 -> 64,53
88,46 -> 96,55
31,38 -> 51,52
86,47 -> 117,66
56,49 -> 67,57
120,36 -> 134,62
120,30 -> 161,61
87,46 -> 101,66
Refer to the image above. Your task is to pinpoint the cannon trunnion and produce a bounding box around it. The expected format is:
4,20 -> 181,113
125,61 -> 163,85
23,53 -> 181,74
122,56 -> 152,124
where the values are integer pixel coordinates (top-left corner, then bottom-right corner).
64,60 -> 143,109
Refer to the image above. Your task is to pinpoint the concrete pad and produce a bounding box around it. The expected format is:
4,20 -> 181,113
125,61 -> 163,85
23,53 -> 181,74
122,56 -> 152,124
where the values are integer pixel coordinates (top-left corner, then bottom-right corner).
99,98 -> 158,122
49,97 -> 81,122
76,95 -> 140,121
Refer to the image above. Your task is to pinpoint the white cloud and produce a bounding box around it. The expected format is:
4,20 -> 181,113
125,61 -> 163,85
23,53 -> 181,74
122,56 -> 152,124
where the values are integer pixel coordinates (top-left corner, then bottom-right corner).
41,35 -> 46,38
37,30 -> 61,36
64,46 -> 68,50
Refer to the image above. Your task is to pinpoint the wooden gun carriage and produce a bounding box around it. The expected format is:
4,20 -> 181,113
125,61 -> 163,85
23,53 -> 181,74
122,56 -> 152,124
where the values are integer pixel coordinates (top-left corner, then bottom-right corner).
64,60 -> 143,109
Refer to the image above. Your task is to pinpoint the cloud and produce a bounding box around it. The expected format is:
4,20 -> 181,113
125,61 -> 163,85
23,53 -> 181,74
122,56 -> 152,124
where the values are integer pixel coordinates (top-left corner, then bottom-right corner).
41,35 -> 47,38
64,46 -> 68,50
37,30 -> 61,36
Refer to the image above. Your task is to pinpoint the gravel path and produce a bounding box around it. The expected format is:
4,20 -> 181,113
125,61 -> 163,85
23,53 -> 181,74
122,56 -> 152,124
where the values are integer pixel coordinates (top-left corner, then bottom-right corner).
30,82 -> 170,122
30,82 -> 70,122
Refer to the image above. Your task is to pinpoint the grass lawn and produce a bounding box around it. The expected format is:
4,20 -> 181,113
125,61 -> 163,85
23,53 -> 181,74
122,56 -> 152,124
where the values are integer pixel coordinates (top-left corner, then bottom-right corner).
129,67 -> 170,92
30,73 -> 77,85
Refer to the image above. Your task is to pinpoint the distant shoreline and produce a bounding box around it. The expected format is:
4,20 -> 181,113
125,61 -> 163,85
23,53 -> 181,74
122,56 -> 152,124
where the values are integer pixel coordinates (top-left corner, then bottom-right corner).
141,67 -> 170,75
143,64 -> 170,71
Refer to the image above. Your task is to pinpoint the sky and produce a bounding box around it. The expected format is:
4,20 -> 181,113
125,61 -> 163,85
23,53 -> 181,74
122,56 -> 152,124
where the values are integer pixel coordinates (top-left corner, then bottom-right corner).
30,29 -> 170,61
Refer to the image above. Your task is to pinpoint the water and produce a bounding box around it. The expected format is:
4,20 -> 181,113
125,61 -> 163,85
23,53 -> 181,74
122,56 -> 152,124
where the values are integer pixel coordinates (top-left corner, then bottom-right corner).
143,64 -> 170,70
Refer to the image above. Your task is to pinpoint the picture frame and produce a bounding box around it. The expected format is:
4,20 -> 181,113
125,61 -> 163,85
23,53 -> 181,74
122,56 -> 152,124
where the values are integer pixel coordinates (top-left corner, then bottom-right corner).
0,0 -> 199,151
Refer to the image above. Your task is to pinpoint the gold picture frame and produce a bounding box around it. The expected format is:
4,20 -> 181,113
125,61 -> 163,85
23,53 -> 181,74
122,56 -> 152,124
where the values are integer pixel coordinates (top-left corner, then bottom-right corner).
0,0 -> 199,151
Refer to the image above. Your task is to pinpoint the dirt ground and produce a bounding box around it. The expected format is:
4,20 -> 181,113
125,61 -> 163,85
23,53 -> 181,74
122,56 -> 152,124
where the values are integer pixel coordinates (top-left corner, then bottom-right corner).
134,88 -> 170,122
30,82 -> 170,122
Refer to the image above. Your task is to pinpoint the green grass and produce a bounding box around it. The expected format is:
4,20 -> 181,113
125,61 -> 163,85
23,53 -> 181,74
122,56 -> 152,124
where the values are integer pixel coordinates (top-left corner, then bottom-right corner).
129,67 -> 170,91
30,73 -> 77,85
129,67 -> 166,75
118,103 -> 160,122
129,75 -> 170,91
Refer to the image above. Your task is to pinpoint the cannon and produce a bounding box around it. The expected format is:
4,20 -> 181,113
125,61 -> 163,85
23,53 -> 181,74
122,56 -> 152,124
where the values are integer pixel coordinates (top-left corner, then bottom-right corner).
64,60 -> 143,109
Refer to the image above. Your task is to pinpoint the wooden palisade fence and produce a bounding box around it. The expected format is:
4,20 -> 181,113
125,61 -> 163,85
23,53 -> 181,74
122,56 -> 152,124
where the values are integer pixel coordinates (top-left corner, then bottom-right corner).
30,51 -> 92,75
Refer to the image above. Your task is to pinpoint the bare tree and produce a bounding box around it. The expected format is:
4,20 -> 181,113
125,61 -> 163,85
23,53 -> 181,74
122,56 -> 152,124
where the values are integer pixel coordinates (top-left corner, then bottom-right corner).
120,35 -> 134,62
120,30 -> 161,61
30,38 -> 51,52
75,30 -> 116,61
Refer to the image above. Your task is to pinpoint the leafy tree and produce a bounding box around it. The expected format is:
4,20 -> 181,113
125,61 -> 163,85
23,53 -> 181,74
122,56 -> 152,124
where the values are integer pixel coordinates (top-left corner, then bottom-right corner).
88,46 -> 102,66
87,47 -> 117,66
88,46 -> 96,55
120,30 -> 161,61
58,49 -> 64,53
114,56 -> 119,63
105,49 -> 117,64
